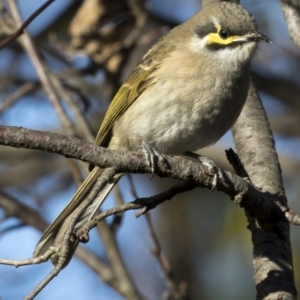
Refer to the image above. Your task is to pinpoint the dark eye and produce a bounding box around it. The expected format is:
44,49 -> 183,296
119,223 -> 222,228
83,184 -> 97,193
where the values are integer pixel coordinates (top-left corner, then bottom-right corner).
219,30 -> 229,39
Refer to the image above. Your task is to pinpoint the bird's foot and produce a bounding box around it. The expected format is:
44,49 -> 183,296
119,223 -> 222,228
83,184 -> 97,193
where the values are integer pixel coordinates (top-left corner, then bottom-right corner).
198,155 -> 223,191
186,152 -> 223,191
142,142 -> 165,179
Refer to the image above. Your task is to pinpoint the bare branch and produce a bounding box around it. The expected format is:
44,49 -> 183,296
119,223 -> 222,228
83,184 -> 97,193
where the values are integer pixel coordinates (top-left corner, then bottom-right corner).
0,192 -> 135,299
281,0 -> 300,48
0,0 -> 55,50
145,213 -> 189,300
232,82 -> 297,298
0,246 -> 56,268
134,182 -> 196,217
1,125 -> 299,228
2,125 -> 300,299
6,0 -> 74,135
0,82 -> 39,114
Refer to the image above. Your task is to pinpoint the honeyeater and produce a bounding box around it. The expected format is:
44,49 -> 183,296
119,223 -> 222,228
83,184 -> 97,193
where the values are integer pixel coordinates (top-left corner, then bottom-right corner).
34,2 -> 271,265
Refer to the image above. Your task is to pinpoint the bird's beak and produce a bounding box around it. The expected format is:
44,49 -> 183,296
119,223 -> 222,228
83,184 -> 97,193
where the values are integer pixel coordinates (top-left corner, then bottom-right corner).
233,32 -> 272,43
244,32 -> 272,43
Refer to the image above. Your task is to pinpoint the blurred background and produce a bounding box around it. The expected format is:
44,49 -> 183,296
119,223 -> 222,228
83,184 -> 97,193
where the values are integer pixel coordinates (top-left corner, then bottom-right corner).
0,0 -> 300,299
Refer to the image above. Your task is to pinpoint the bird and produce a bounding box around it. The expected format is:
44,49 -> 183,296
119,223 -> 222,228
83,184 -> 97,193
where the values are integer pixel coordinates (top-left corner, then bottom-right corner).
33,2 -> 271,265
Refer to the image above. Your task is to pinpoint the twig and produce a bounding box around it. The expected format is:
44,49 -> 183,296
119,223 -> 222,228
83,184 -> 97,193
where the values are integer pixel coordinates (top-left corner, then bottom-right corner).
145,213 -> 188,300
128,174 -> 139,198
50,168 -> 116,265
135,182 -> 196,217
0,191 -> 47,232
225,148 -> 250,181
0,192 -> 130,298
65,158 -> 85,188
25,260 -> 62,300
6,0 -> 74,135
0,246 -> 55,267
96,207 -> 145,300
24,168 -> 116,300
0,0 -> 55,50
110,186 -> 125,232
47,73 -> 95,142
0,223 -> 25,235
1,126 -> 300,227
76,183 -> 196,241
92,0 -> 148,65
0,82 -> 39,114
125,0 -> 147,47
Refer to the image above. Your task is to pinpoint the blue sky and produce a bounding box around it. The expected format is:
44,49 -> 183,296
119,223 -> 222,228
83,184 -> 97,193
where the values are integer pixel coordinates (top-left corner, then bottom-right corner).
1,1 -> 300,299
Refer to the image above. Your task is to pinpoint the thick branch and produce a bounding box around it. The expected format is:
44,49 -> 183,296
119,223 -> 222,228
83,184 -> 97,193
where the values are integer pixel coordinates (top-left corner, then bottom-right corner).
232,82 -> 297,299
1,125 -> 300,228
281,0 -> 300,48
202,0 -> 297,298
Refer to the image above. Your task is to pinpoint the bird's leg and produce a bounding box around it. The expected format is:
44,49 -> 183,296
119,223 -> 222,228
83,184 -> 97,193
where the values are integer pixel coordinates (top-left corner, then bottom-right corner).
142,142 -> 166,178
185,152 -> 223,190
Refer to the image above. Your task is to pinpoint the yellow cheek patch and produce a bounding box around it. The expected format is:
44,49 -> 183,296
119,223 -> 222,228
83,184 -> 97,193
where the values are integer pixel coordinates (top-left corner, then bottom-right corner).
206,33 -> 240,45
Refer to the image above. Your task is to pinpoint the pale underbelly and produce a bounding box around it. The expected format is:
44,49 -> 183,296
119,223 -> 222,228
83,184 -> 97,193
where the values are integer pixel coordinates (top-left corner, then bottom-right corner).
111,63 -> 249,153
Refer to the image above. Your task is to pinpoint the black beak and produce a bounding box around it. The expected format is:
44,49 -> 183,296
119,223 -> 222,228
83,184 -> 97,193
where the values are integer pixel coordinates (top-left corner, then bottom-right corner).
246,32 -> 272,43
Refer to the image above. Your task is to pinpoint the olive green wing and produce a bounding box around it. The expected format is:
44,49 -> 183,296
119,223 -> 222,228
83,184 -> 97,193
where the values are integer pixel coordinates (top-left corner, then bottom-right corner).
94,60 -> 154,147
94,37 -> 175,148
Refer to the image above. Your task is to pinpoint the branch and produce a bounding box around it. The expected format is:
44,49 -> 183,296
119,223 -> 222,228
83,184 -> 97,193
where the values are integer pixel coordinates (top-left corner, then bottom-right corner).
0,0 -> 55,50
1,125 -> 300,299
233,81 -> 297,298
6,0 -> 74,135
0,82 -> 39,114
76,182 -> 197,241
145,213 -> 188,300
281,0 -> 300,48
201,0 -> 299,297
1,125 -> 300,228
126,175 -> 189,299
0,192 -> 139,299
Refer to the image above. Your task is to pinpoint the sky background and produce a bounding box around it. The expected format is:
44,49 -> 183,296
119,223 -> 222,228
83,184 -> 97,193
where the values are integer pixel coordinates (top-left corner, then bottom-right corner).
1,0 -> 300,300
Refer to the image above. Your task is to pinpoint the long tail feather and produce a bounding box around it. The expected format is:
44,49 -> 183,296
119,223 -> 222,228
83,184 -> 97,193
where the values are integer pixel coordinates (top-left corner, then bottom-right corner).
33,167 -> 120,260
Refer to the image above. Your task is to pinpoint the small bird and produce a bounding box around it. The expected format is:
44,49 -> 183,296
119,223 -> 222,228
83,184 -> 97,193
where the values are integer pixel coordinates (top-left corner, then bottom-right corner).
34,2 -> 271,265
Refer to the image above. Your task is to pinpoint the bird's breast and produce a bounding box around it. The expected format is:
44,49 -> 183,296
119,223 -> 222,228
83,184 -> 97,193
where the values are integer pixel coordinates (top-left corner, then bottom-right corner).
112,65 -> 249,154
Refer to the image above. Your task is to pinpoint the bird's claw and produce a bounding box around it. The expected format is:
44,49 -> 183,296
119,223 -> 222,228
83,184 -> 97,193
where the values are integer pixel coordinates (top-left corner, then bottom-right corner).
142,142 -> 165,179
198,156 -> 224,191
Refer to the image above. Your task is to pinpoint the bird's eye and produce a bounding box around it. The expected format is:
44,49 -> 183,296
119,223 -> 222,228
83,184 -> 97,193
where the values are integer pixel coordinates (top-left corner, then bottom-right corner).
219,30 -> 229,39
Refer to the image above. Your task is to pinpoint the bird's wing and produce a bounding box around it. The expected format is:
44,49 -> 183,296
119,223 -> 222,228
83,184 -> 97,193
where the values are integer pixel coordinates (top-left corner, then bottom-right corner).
94,39 -> 175,147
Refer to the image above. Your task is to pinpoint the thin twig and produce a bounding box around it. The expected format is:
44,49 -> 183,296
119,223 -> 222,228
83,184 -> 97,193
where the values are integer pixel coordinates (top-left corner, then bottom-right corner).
6,0 -> 74,135
135,182 -> 196,217
110,186 -> 125,232
0,246 -> 56,267
128,174 -> 139,198
79,182 -> 205,236
0,192 -> 119,295
145,213 -> 188,300
128,174 -> 188,298
65,158 -> 85,188
0,0 -> 55,50
0,82 -> 39,114
25,261 -> 61,300
225,148 -> 251,181
24,168 -> 116,300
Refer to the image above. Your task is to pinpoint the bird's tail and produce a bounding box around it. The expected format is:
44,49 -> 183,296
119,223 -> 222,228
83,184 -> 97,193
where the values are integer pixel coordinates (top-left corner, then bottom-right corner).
33,166 -> 120,264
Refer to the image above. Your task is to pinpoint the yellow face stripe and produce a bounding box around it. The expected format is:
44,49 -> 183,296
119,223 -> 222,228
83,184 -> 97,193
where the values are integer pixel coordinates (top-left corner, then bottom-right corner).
206,33 -> 236,45
205,24 -> 240,46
